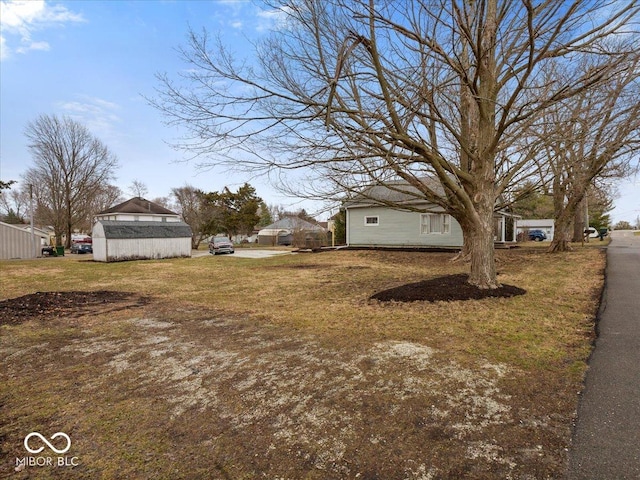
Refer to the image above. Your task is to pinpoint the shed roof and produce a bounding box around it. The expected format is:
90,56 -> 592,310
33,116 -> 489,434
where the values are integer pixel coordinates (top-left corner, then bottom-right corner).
97,220 -> 192,239
98,197 -> 178,215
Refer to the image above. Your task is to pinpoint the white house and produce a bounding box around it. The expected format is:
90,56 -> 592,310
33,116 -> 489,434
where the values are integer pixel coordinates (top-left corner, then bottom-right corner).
344,180 -> 517,249
92,197 -> 192,262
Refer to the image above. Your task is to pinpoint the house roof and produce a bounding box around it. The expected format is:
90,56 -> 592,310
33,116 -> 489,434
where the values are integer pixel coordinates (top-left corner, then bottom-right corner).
259,216 -> 326,233
98,197 -> 178,215
343,177 -> 445,208
97,220 -> 192,239
343,177 -> 519,217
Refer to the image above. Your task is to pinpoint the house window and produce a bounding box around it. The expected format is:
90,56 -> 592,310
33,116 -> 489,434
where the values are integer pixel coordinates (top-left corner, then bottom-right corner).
364,216 -> 379,226
421,214 -> 450,234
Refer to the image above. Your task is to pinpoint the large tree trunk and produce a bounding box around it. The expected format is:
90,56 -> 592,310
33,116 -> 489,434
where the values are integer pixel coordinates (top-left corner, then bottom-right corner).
549,185 -> 587,252
548,215 -> 573,252
458,204 -> 499,289
572,196 -> 587,243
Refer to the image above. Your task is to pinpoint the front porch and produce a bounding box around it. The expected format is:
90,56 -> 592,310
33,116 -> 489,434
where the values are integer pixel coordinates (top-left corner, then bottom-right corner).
494,214 -> 518,245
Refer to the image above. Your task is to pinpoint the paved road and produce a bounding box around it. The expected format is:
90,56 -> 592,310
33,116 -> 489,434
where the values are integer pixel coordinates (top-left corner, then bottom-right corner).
567,230 -> 640,479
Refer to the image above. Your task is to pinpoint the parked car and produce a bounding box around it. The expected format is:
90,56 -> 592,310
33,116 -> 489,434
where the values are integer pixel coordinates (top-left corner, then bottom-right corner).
585,226 -> 599,239
209,236 -> 235,255
528,229 -> 547,241
70,243 -> 93,254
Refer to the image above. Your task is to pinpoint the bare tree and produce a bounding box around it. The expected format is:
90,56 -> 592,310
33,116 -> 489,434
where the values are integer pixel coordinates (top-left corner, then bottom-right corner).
0,183 -> 30,223
151,196 -> 173,209
533,58 -> 640,252
76,184 -> 123,232
172,185 -> 209,248
268,204 -> 287,222
128,179 -> 149,198
152,0 -> 638,288
24,114 -> 118,247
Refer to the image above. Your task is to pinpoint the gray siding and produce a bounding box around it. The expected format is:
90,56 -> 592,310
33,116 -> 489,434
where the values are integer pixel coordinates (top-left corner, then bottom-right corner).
0,222 -> 47,259
346,206 -> 463,248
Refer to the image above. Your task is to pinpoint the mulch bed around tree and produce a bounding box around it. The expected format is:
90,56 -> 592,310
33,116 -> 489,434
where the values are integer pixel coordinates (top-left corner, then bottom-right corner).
0,291 -> 150,326
371,273 -> 526,303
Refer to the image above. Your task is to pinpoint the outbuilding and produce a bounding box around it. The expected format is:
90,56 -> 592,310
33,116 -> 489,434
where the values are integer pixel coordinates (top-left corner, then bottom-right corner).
257,216 -> 328,247
516,219 -> 555,241
92,197 -> 192,262
0,222 -> 49,260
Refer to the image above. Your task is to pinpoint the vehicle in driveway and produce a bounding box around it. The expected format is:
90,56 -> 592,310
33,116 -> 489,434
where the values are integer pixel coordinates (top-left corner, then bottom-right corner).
70,243 -> 93,254
209,236 -> 235,255
528,229 -> 547,241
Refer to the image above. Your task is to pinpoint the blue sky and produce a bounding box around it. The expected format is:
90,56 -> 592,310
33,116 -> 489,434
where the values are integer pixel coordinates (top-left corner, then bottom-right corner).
1,0 -> 638,224
0,0 -> 321,214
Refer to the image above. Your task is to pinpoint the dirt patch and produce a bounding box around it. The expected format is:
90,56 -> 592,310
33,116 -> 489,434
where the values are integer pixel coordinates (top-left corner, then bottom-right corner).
1,307 -> 535,478
371,273 -> 527,302
0,291 -> 150,326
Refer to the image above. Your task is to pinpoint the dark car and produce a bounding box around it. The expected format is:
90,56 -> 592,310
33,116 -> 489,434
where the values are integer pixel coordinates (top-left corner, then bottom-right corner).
209,236 -> 235,255
528,229 -> 547,241
70,243 -> 93,254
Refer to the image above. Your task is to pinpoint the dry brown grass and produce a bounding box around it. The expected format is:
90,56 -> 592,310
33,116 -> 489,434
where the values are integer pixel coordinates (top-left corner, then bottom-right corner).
0,246 -> 605,479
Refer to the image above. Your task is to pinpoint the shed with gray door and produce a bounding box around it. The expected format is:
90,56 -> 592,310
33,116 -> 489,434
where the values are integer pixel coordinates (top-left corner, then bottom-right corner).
92,220 -> 192,262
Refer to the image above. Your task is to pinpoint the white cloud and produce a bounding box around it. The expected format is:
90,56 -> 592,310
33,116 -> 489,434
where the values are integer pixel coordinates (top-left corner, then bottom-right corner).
56,95 -> 121,141
255,6 -> 293,32
16,39 -> 49,54
0,0 -> 84,60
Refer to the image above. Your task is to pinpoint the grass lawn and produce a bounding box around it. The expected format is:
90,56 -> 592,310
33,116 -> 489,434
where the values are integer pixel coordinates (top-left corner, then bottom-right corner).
1,245 -> 605,479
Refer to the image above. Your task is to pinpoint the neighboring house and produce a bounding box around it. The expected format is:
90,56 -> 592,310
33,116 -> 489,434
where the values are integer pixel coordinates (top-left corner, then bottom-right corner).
516,219 -> 554,241
258,216 -> 328,247
92,197 -> 192,262
0,222 -> 49,259
95,197 -> 183,223
344,180 -> 517,249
